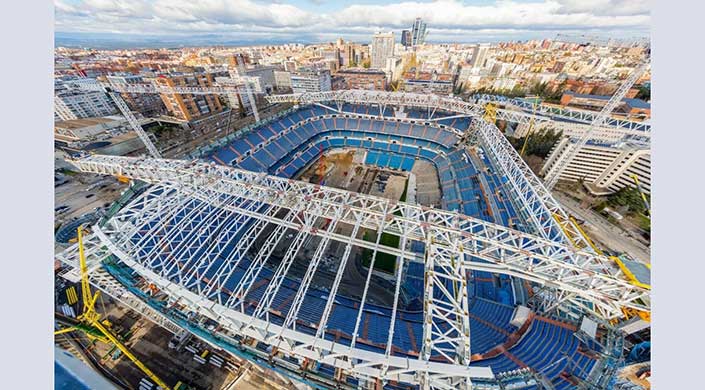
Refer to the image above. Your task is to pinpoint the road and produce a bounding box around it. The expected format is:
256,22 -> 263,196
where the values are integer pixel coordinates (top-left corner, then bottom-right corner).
553,192 -> 651,264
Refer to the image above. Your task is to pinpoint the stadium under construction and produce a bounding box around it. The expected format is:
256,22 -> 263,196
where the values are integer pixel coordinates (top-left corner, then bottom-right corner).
56,90 -> 651,390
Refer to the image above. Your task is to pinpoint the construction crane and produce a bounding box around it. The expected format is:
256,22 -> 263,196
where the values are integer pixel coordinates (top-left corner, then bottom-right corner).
543,59 -> 650,190
54,226 -> 172,390
631,174 -> 651,217
66,74 -> 263,159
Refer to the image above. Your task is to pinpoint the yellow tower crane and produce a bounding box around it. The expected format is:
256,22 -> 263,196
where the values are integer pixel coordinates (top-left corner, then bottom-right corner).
54,226 -> 172,390
520,101 -> 539,156
631,174 -> 651,218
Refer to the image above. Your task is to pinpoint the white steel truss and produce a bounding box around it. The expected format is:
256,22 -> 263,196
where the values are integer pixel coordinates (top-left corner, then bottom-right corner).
57,152 -> 651,387
67,155 -> 649,319
265,90 -> 648,134
266,90 -> 593,254
473,94 -> 650,133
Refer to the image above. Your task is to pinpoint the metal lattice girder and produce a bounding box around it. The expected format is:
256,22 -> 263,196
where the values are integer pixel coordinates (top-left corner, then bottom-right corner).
473,94 -> 651,133
107,92 -> 161,158
471,118 -> 590,252
68,155 -> 649,319
68,77 -> 264,95
266,90 -> 486,119
59,228 -> 495,384
265,90 -> 648,133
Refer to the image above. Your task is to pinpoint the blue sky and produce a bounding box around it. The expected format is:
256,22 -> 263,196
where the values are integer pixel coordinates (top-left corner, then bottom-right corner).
55,0 -> 650,46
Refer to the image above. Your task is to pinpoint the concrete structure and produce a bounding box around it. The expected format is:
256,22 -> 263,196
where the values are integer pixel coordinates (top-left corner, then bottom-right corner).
541,138 -> 651,194
54,78 -> 117,121
154,72 -> 224,121
334,69 -> 387,90
290,68 -> 331,93
370,32 -> 395,69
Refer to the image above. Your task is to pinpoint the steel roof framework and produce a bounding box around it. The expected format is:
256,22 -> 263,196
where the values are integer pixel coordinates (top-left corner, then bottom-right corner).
55,90 -> 652,388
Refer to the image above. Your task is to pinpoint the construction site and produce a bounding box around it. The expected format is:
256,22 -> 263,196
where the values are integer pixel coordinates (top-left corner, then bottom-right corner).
53,57 -> 651,390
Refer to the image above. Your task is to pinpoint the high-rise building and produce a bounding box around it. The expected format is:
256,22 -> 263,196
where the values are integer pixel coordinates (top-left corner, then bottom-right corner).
54,78 -> 118,121
155,72 -> 224,121
411,17 -> 427,46
401,30 -> 412,47
370,32 -> 395,69
471,43 -> 490,69
290,68 -> 332,93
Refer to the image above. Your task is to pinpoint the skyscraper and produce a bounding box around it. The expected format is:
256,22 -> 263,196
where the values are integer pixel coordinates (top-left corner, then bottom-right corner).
401,30 -> 412,47
370,32 -> 395,69
411,17 -> 427,46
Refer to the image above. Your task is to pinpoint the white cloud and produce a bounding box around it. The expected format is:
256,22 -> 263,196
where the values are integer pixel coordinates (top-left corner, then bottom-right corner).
54,0 -> 650,42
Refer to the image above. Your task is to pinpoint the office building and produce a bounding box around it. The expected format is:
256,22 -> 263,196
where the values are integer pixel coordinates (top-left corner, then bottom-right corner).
290,68 -> 332,93
411,18 -> 427,46
401,30 -> 412,47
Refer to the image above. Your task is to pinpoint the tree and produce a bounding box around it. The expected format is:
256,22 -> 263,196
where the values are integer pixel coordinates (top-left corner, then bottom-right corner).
635,84 -> 650,101
510,128 -> 563,158
607,186 -> 649,215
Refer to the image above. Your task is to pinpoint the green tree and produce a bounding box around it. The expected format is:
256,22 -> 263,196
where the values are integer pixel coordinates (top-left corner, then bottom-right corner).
510,129 -> 563,158
607,186 -> 649,215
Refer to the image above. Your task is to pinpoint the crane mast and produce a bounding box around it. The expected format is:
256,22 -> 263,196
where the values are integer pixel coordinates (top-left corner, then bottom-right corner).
543,60 -> 649,190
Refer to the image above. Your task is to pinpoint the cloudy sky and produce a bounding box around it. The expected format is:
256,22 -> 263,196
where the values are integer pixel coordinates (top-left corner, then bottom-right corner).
55,0 -> 650,45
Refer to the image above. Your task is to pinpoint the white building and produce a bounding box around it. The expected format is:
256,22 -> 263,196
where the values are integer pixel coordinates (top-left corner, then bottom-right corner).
471,44 -> 491,70
54,79 -> 118,121
540,139 -> 650,195
290,68 -> 332,93
274,70 -> 292,90
370,32 -> 395,69
385,56 -> 403,82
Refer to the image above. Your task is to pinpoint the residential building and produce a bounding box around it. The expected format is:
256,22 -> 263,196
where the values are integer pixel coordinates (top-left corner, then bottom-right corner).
385,56 -> 404,83
334,69 -> 387,90
402,71 -> 454,94
290,68 -> 332,93
541,139 -> 650,195
106,73 -> 165,118
242,65 -> 277,94
370,32 -> 395,69
470,44 -> 491,70
154,72 -> 224,121
54,78 -> 118,121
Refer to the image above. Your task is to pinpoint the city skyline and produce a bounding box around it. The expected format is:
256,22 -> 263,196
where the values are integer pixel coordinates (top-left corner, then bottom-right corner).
56,0 -> 650,48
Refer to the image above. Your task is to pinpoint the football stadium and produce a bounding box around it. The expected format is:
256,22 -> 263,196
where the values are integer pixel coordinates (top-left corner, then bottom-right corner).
57,91 -> 650,390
